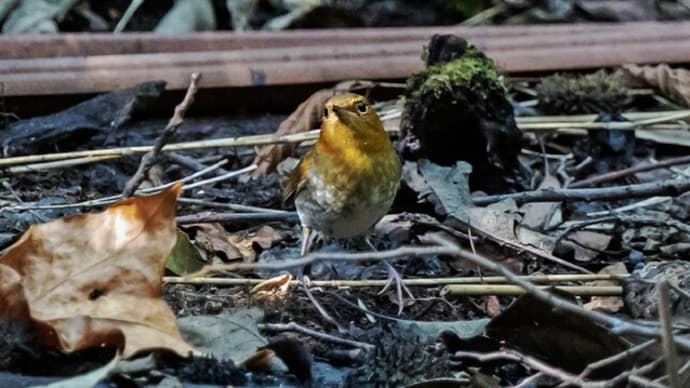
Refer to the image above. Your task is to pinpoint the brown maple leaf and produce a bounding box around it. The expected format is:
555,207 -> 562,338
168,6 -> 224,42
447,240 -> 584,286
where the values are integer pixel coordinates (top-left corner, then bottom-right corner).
0,182 -> 195,358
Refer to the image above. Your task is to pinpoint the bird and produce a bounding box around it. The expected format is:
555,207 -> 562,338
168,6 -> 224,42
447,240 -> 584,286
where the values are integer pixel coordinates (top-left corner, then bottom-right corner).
283,92 -> 411,313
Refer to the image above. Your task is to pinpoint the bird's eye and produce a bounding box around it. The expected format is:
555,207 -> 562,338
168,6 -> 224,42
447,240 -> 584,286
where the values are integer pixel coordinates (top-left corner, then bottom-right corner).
323,108 -> 328,118
356,101 -> 367,113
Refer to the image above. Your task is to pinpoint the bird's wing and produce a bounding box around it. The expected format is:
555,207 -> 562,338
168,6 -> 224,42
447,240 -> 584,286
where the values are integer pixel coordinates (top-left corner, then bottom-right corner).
282,153 -> 312,204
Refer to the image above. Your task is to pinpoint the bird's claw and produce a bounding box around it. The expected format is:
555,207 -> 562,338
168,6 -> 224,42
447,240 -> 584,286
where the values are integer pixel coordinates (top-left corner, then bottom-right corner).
378,260 -> 414,315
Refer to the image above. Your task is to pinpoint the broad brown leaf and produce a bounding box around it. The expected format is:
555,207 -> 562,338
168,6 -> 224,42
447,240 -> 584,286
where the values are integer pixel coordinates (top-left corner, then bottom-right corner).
0,183 -> 194,358
622,64 -> 690,107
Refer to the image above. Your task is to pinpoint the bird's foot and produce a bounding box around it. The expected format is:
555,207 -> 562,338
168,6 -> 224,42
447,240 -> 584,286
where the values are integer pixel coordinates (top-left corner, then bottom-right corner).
378,260 -> 414,315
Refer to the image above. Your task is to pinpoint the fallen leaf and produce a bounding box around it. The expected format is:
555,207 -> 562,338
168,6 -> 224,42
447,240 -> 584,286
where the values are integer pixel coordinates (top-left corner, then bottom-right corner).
227,225 -> 286,261
166,229 -> 206,275
635,129 -> 690,148
182,223 -> 242,261
2,0 -> 77,34
154,0 -> 216,34
396,318 -> 490,343
250,273 -> 293,300
252,88 -> 333,176
519,174 -> 561,229
178,308 -> 266,364
622,64 -> 690,107
476,296 -> 502,318
0,183 -> 195,358
584,263 -> 628,313
575,0 -> 657,22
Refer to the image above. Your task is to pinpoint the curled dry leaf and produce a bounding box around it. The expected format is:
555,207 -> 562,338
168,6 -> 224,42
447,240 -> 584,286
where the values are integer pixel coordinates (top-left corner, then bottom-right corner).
250,273 -> 293,300
0,183 -> 195,358
622,64 -> 690,107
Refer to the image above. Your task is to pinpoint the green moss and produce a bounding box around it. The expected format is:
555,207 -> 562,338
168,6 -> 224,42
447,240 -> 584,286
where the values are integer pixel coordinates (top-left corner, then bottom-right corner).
413,49 -> 505,100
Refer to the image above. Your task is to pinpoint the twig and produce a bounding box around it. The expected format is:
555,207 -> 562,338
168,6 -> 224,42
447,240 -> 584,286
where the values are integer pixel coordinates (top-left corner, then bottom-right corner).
517,110 -> 690,131
299,279 -> 342,330
122,72 -> 201,197
177,197 -> 289,213
114,0 -> 144,33
465,224 -> 592,274
658,279 -> 680,388
0,128 -> 327,167
570,156 -> 690,188
472,179 -> 690,206
454,348 -> 596,386
163,273 -> 628,287
189,244 -> 458,278
8,159 -> 233,211
629,374 -> 669,388
176,211 -> 297,224
443,284 -> 622,296
257,322 -> 373,351
166,152 -> 230,176
558,339 -> 657,387
6,155 -> 120,174
586,196 -> 671,217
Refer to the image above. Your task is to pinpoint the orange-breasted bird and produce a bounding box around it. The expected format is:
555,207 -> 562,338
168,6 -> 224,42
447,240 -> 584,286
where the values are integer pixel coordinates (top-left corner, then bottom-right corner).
284,92 -> 412,312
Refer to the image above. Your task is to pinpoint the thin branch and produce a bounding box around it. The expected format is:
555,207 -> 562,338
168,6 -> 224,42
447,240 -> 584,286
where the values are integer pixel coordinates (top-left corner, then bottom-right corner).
122,72 -> 201,197
176,211 -> 297,224
257,322 -> 373,351
114,0 -> 144,33
454,348 -> 601,387
163,273 -> 628,287
473,179 -> 690,206
570,156 -> 690,188
189,245 -> 458,278
443,284 -> 622,296
658,279 -> 681,388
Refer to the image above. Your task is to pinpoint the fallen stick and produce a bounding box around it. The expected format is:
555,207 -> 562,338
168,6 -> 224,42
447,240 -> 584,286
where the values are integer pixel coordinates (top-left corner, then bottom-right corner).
162,273 -> 629,287
569,155 -> 690,188
472,178 -> 690,206
443,284 -> 622,296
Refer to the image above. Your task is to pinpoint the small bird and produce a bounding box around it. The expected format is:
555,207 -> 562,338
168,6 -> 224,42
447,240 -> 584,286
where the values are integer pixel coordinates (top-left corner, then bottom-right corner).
284,92 -> 411,312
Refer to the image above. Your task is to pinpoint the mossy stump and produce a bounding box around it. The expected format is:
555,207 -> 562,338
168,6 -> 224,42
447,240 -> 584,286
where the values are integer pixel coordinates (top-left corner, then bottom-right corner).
400,35 -> 521,192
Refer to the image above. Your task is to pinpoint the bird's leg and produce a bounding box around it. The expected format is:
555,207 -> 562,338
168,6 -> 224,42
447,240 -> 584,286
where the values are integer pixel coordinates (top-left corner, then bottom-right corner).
300,227 -> 313,256
365,236 -> 414,315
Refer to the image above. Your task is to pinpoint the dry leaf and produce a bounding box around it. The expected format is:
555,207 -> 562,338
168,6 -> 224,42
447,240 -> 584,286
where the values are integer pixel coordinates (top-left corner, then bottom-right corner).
250,273 -> 293,300
636,129 -> 690,148
182,223 -> 242,261
622,64 -> 690,107
227,225 -> 286,261
584,263 -> 628,313
519,174 -> 561,229
0,183 -> 195,358
251,88 -> 333,176
473,295 -> 501,318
